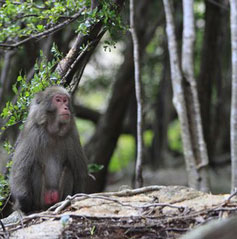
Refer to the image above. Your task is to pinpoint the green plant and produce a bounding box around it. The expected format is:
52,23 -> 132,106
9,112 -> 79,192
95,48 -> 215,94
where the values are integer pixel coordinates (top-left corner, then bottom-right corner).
109,135 -> 135,173
0,44 -> 62,133
167,120 -> 183,153
0,174 -> 10,208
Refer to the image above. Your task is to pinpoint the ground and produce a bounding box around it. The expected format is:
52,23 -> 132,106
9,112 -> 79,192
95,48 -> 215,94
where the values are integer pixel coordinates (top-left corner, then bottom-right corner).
2,185 -> 237,239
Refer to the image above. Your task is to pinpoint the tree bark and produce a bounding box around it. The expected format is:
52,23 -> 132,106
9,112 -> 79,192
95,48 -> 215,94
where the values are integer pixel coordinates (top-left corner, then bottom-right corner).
163,0 -> 209,191
73,103 -> 101,124
0,51 -> 16,108
55,0 -> 125,89
130,0 -> 144,188
230,0 -> 237,192
182,0 -> 209,191
198,0 -> 228,163
150,39 -> 172,168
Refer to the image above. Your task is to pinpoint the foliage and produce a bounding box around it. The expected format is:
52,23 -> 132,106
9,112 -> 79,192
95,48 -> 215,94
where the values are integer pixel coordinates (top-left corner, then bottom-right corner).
143,26 -> 164,106
75,120 -> 104,174
88,164 -> 104,174
109,135 -> 135,173
0,0 -> 127,131
194,1 -> 205,77
0,0 -> 126,49
76,118 -> 95,144
0,0 -> 90,43
0,174 -> 9,208
144,130 -> 153,147
168,120 -> 183,153
97,0 -> 127,40
108,130 -> 154,173
3,141 -> 13,154
0,44 -> 62,133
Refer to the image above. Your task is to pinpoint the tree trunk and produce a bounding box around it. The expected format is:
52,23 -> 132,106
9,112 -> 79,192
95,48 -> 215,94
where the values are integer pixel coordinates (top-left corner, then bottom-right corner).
130,0 -> 144,188
150,41 -> 172,168
198,0 -> 228,163
230,0 -> 237,192
163,0 -> 210,191
182,0 -> 209,191
85,0 -> 164,193
55,0 -> 125,88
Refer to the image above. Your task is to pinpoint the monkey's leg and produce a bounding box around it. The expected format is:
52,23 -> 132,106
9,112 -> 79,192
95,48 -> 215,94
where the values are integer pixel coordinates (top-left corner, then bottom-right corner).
58,166 -> 74,200
31,163 -> 44,210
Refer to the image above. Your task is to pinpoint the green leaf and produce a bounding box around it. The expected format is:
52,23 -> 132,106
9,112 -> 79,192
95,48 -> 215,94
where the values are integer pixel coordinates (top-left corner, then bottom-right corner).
88,164 -> 104,173
17,75 -> 23,82
37,25 -> 44,31
12,84 -> 18,95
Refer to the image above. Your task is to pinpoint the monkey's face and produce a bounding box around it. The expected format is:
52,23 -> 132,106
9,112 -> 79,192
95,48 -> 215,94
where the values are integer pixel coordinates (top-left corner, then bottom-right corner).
44,93 -> 73,136
52,94 -> 71,124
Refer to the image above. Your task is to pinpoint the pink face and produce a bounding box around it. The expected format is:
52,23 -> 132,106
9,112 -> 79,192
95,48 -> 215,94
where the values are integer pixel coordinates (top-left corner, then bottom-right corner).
52,94 -> 71,122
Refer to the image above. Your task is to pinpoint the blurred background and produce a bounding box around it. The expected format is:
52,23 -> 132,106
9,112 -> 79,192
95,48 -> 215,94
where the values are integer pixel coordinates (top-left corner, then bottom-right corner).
0,0 -> 231,194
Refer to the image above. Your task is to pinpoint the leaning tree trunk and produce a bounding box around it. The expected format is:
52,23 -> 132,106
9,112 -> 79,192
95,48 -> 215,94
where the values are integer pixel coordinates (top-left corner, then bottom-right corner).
163,0 -> 209,191
230,0 -> 237,192
55,0 -> 125,89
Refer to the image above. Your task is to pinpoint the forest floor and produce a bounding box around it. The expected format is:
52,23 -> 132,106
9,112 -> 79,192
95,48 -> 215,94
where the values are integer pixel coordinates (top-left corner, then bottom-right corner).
2,185 -> 237,239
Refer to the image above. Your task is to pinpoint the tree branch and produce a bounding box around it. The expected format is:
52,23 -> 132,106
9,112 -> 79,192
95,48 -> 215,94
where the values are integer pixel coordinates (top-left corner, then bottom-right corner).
73,103 -> 101,123
0,10 -> 85,49
56,0 -> 125,87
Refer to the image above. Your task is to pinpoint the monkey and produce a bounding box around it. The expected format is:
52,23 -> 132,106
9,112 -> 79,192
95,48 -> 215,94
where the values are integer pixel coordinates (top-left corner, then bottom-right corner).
9,86 -> 88,213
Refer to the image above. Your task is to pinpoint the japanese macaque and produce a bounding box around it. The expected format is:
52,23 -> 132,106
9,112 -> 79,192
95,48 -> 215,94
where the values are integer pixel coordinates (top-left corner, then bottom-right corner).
10,86 -> 87,213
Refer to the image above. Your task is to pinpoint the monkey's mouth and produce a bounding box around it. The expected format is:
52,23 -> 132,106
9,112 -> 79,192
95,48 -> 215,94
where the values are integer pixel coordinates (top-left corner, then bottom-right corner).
60,114 -> 70,121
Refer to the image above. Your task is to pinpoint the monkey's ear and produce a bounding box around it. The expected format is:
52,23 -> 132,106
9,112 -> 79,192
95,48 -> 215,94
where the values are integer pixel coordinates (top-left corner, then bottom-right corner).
34,92 -> 44,104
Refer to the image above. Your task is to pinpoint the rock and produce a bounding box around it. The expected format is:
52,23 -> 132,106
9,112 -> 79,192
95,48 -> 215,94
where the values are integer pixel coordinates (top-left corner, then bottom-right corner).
1,185 -> 235,239
180,217 -> 237,239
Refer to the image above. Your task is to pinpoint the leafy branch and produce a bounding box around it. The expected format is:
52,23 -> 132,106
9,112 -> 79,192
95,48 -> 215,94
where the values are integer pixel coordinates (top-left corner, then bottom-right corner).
0,44 -> 63,131
0,0 -> 89,45
0,9 -> 85,49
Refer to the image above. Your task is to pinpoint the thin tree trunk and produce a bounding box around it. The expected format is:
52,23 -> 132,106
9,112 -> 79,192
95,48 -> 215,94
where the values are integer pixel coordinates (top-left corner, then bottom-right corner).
0,51 -> 15,105
130,0 -> 144,188
230,0 -> 237,192
182,0 -> 209,191
151,43 -> 172,168
163,0 -> 210,191
198,0 -> 227,164
163,0 -> 199,189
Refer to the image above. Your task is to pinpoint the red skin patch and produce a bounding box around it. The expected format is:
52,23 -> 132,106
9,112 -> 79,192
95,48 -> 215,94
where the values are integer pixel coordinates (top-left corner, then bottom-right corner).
44,190 -> 59,205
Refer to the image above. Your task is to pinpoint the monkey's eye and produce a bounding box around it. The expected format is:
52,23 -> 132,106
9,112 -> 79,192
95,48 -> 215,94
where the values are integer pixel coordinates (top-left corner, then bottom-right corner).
56,98 -> 62,103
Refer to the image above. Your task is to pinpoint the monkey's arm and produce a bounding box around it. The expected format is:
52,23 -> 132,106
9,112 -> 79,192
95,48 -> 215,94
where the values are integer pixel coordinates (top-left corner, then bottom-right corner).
73,145 -> 88,193
67,128 -> 88,193
10,136 -> 37,212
